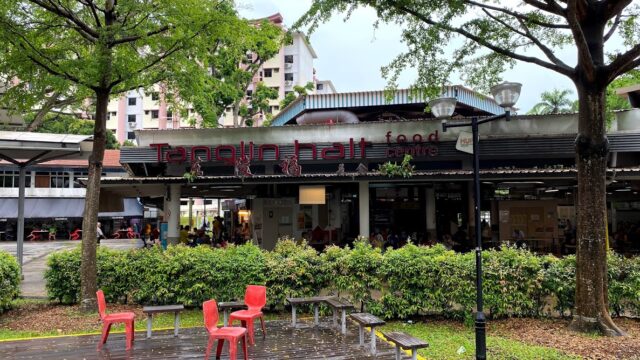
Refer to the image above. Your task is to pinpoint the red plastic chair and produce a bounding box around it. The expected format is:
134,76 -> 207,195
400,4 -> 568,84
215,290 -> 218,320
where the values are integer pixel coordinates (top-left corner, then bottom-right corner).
228,285 -> 266,345
70,229 -> 81,240
96,290 -> 135,350
203,299 -> 248,360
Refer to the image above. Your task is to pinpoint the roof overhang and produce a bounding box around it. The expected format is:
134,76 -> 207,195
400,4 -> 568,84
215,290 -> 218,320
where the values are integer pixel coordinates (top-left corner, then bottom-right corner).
0,131 -> 93,166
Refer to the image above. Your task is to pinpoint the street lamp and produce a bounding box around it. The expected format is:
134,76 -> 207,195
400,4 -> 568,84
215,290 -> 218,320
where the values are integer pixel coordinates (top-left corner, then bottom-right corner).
430,82 -> 521,360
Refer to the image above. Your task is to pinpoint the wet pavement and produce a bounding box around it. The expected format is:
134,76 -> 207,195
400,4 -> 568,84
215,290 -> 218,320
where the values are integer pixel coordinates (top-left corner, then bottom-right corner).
0,239 -> 142,298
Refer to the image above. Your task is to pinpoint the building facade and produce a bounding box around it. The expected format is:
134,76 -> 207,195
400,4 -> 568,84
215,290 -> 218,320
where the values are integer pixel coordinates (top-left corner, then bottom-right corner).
0,150 -> 143,240
100,86 -> 640,254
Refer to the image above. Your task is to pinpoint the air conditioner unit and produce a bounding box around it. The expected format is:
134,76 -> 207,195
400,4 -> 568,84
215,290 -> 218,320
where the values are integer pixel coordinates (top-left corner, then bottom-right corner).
128,121 -> 137,130
285,63 -> 292,69
285,80 -> 293,86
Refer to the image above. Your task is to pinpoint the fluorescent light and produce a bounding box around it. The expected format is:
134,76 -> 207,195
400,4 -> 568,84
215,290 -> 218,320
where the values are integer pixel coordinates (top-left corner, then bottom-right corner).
299,185 -> 326,205
545,188 -> 559,193
615,188 -> 632,192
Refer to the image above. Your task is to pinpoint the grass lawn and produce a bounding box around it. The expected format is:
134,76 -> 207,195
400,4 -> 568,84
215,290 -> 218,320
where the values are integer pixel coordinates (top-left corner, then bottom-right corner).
381,321 -> 579,360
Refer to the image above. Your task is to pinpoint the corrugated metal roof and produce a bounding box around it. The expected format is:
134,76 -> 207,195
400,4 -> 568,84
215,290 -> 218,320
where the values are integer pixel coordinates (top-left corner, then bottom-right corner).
270,86 -> 504,126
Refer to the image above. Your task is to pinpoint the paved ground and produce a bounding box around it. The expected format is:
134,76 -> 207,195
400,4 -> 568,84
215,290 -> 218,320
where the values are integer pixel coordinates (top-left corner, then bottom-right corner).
0,239 -> 142,298
0,321 -> 405,360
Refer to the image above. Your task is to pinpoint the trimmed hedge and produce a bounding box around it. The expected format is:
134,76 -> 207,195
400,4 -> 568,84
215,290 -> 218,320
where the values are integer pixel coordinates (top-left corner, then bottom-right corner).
45,240 -> 640,319
0,250 -> 20,312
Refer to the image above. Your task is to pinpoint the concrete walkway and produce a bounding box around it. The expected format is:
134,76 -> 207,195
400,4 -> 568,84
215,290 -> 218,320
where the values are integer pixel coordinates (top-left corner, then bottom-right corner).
0,239 -> 142,298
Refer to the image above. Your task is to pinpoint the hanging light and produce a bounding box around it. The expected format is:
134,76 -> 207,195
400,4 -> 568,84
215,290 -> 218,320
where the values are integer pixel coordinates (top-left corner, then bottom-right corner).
428,97 -> 457,118
490,82 -> 522,109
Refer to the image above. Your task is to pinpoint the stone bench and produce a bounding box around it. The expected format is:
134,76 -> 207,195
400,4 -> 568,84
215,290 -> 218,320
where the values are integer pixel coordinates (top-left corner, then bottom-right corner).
324,297 -> 354,335
286,296 -> 331,327
142,304 -> 184,338
218,301 -> 247,326
349,312 -> 386,355
383,331 -> 429,360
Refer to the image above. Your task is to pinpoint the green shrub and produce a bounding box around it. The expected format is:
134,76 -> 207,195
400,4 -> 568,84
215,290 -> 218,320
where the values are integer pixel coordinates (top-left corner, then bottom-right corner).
265,237 -> 325,309
482,245 -> 545,318
44,241 -> 640,320
541,255 -> 576,316
0,250 -> 20,311
45,247 -> 82,304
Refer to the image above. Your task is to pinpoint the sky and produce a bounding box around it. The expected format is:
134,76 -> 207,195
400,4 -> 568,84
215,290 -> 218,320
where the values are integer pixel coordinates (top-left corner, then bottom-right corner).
237,0 -> 581,113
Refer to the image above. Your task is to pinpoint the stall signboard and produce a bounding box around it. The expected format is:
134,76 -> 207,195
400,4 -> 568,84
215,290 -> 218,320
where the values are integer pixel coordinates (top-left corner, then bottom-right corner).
149,130 -> 440,166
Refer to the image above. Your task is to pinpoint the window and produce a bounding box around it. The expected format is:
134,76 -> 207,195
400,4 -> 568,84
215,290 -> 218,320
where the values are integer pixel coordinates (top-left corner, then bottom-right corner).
167,110 -> 173,119
285,73 -> 293,81
246,90 -> 253,97
50,172 -> 69,188
151,110 -> 159,119
270,105 -> 280,113
284,55 -> 293,63
128,114 -> 136,123
263,68 -> 272,77
151,92 -> 159,101
1,171 -> 31,188
110,111 -> 117,117
273,68 -> 279,73
317,83 -> 324,90
127,132 -> 136,140
128,97 -> 136,106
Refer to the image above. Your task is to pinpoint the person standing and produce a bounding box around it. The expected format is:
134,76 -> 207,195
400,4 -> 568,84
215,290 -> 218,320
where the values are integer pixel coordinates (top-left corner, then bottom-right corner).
96,222 -> 105,245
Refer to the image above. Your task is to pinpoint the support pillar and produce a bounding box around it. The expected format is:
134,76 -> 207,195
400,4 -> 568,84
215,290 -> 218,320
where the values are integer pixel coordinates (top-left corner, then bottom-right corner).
165,184 -> 181,245
188,197 -> 193,228
426,186 -> 436,241
17,165 -> 26,275
358,181 -> 370,237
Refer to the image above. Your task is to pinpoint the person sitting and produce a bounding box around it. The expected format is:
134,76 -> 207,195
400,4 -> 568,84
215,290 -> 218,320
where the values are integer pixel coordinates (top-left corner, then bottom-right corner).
48,225 -> 57,241
126,226 -> 135,239
179,225 -> 190,245
512,228 -> 526,247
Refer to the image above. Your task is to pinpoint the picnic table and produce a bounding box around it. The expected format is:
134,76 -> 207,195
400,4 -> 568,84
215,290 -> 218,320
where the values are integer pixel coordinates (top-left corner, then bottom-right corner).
383,331 -> 429,360
32,230 -> 49,240
324,297 -> 354,335
286,296 -> 331,327
350,312 -> 386,355
142,305 -> 184,338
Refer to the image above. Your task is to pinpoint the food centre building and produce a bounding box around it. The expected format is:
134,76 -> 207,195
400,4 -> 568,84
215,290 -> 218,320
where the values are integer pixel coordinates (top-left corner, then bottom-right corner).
100,86 -> 640,254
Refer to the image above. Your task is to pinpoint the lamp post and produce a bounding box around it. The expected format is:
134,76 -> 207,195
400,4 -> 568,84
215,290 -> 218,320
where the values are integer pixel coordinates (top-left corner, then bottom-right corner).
429,82 -> 522,360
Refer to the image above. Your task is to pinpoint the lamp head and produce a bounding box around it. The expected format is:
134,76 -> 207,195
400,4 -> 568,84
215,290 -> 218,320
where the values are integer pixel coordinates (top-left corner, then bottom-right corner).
428,97 -> 457,119
490,82 -> 522,110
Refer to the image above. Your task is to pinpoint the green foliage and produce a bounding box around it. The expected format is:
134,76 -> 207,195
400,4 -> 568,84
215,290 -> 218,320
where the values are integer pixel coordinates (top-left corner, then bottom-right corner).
0,250 -> 20,312
121,140 -> 136,147
45,246 -> 82,304
280,82 -> 314,109
264,237 -> 326,309
238,82 -> 279,126
377,154 -> 415,178
527,89 -> 575,115
45,243 -> 640,319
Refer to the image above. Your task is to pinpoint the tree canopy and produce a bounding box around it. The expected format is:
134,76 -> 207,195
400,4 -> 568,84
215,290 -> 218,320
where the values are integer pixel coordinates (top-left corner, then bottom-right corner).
528,89 -> 575,114
297,0 -> 640,338
0,0 -> 278,311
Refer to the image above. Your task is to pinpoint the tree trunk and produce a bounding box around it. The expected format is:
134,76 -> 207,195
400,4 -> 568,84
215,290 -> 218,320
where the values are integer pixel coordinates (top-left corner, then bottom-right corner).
569,83 -> 625,336
79,89 -> 109,312
232,101 -> 240,127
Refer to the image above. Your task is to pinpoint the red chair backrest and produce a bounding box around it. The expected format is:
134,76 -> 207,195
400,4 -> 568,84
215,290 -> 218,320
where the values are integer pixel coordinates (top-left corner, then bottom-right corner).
96,290 -> 107,320
203,299 -> 219,333
244,285 -> 266,311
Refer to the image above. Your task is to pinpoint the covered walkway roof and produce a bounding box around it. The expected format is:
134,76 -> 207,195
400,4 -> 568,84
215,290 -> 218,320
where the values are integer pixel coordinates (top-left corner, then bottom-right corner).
0,131 -> 93,273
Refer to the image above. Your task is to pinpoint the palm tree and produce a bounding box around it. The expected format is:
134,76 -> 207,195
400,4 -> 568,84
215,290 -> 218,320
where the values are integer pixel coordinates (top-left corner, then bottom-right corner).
527,89 -> 575,114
